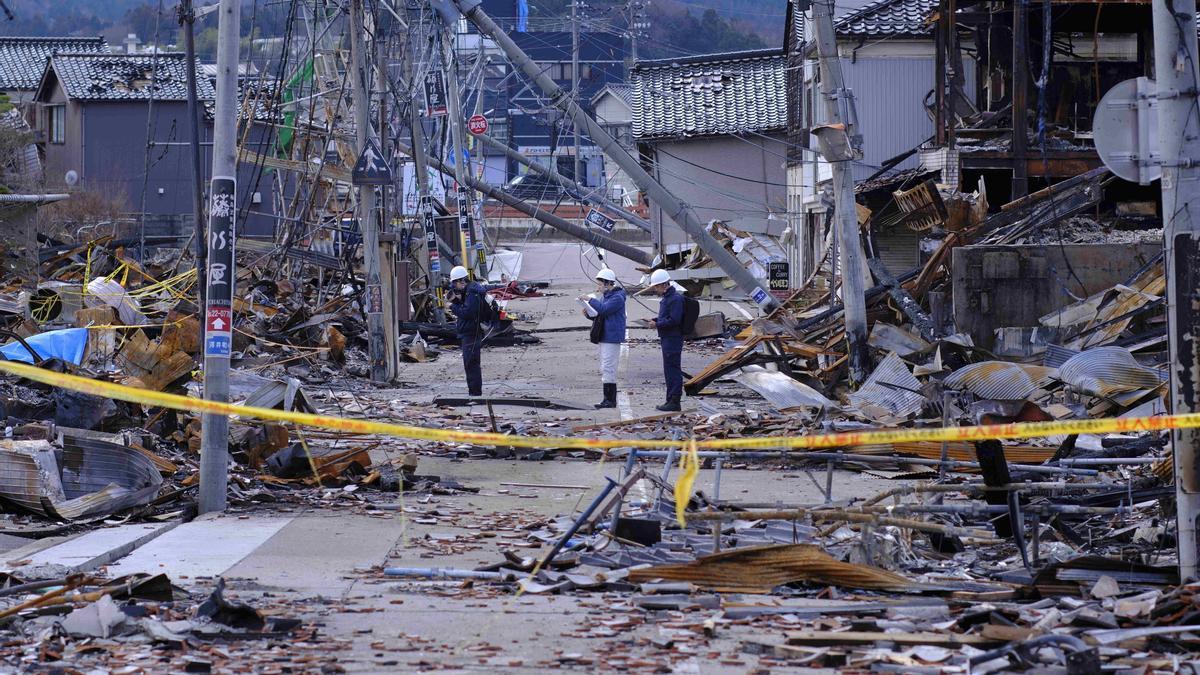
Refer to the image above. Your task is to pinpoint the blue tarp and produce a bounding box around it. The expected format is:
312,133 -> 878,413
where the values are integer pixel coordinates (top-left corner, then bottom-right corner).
0,327 -> 88,365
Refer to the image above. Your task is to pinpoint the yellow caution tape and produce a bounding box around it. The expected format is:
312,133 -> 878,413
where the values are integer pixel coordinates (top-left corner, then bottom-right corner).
674,439 -> 700,526
0,359 -> 1188,453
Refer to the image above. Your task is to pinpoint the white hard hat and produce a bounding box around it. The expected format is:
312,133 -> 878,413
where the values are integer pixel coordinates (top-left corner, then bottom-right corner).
449,265 -> 469,282
649,269 -> 671,286
595,268 -> 617,283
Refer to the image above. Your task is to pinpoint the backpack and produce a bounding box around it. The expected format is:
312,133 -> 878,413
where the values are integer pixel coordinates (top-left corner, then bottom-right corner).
681,294 -> 700,338
478,291 -> 500,323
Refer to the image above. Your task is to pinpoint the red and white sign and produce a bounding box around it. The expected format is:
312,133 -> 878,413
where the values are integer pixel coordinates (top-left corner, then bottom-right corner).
467,114 -> 488,136
206,306 -> 232,333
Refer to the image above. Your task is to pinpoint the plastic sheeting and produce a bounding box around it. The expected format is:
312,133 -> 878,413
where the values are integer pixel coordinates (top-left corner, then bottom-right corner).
0,327 -> 88,365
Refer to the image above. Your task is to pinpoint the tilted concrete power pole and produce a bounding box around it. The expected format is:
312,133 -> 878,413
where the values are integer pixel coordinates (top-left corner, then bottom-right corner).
1155,0 -> 1200,579
198,0 -> 240,514
474,131 -> 653,232
450,0 -> 779,313
349,0 -> 389,382
811,0 -> 870,383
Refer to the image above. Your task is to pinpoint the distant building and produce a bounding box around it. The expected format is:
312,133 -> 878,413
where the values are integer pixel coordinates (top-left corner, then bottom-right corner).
784,0 -> 958,286
0,37 -> 108,104
591,83 -> 635,205
33,52 -> 276,236
630,49 -> 788,252
458,1 -> 629,187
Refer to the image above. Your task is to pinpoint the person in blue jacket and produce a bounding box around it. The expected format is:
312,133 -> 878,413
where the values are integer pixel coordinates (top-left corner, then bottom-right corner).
581,268 -> 626,409
645,269 -> 684,411
448,265 -> 486,397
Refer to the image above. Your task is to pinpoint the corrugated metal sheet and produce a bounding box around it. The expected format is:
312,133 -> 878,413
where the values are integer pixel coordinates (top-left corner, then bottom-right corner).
1043,344 -> 1080,369
943,361 -> 1058,401
734,366 -> 837,410
0,436 -> 161,520
875,229 -> 921,275
627,544 -> 920,593
1058,346 -> 1167,398
847,352 -> 925,418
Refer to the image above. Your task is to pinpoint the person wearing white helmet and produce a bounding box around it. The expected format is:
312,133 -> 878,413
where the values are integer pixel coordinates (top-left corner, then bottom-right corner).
579,267 -> 626,409
448,265 -> 486,397
643,268 -> 684,411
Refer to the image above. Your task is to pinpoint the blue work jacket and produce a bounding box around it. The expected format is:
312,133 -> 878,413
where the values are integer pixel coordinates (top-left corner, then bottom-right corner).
450,282 -> 487,339
588,287 -> 627,343
655,285 -> 684,339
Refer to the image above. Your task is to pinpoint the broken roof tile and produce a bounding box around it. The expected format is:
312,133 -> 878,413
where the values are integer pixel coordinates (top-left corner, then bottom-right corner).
41,52 -> 214,103
630,49 -> 786,141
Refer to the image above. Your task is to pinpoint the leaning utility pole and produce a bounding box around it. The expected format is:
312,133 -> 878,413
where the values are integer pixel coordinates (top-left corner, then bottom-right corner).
571,0 -> 582,184
1156,0 -> 1200,579
404,27 -> 445,320
474,131 -> 652,232
178,0 -> 206,327
198,0 -> 239,515
452,0 -> 778,313
349,0 -> 388,382
440,30 -> 476,274
811,0 -> 870,383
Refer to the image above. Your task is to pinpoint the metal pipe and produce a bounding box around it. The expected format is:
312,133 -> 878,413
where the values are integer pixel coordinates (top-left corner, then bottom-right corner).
451,0 -> 778,312
608,449 -> 1099,476
539,477 -> 618,568
384,567 -> 504,580
1055,457 -> 1160,466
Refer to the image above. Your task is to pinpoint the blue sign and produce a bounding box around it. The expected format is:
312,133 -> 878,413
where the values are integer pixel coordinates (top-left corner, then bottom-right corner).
751,287 -> 768,305
205,334 -> 231,357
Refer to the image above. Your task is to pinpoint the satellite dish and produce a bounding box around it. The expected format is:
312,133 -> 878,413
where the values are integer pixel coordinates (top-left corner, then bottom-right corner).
64,170 -> 78,186
1093,77 -> 1160,185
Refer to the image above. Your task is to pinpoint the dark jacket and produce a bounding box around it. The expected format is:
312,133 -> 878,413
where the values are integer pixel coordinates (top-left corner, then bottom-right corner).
588,287 -> 627,344
654,285 -> 684,339
450,282 -> 487,339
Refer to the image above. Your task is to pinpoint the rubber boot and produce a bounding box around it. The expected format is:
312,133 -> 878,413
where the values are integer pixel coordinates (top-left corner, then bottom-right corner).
595,383 -> 617,409
655,398 -> 681,412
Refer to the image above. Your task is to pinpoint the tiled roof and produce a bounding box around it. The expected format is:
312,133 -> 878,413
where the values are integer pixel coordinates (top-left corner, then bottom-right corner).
592,83 -> 632,108
41,53 -> 214,102
631,49 -> 786,141
0,36 -> 108,90
834,0 -> 937,37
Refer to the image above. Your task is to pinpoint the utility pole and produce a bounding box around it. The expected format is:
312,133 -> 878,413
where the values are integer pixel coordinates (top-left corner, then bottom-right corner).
811,0 -> 870,383
571,0 -> 582,185
453,0 -> 779,313
405,28 -> 445,320
349,0 -> 388,382
441,30 -> 475,274
178,0 -> 206,328
1156,0 -> 1200,580
198,0 -> 239,515
1011,0 -> 1029,199
475,131 -> 652,232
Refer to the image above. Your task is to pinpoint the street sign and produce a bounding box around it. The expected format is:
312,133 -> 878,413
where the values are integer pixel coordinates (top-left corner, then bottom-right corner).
424,71 -> 447,117
769,260 -> 790,300
1093,76 -> 1160,185
352,138 -> 392,186
467,114 -> 488,135
584,208 -> 616,233
204,177 -> 236,359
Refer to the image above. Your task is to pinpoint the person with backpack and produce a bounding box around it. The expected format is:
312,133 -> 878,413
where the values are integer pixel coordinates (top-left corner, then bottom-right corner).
645,268 -> 689,412
448,265 -> 489,397
580,268 -> 626,409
